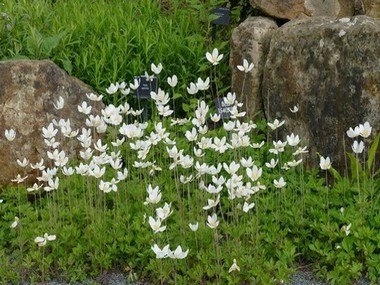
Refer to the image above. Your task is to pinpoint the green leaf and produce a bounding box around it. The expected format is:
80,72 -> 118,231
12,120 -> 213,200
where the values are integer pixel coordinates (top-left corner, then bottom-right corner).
61,58 -> 73,75
347,152 -> 363,180
367,132 -> 380,173
173,92 -> 182,99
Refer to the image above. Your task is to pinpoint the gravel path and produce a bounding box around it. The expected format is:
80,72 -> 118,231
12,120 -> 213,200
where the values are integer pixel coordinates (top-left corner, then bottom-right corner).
21,271 -> 371,285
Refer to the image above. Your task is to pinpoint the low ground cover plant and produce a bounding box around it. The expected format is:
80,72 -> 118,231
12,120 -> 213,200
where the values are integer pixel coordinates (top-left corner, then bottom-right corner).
0,49 -> 379,285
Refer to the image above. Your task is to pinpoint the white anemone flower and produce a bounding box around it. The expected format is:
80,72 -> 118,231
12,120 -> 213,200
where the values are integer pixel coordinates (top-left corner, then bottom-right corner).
359,122 -> 372,138
5,129 -> 16,141
34,233 -> 56,247
207,213 -> 219,229
151,244 -> 170,259
11,216 -> 19,228
237,59 -> 254,73
243,201 -> 255,213
346,126 -> 360,138
17,158 -> 29,168
267,119 -> 285,130
106,83 -> 118,94
169,245 -> 189,259
149,216 -> 166,234
319,156 -> 331,170
86,93 -> 103,101
77,101 -> 92,114
246,165 -> 262,182
342,223 -> 352,236
156,203 -> 173,220
274,177 -> 286,189
352,140 -> 364,154
144,185 -> 162,205
187,82 -> 198,95
203,195 -> 220,210
206,48 -> 223,65
196,77 -> 210,91
286,133 -> 300,146
228,259 -> 240,273
11,174 -> 28,184
289,104 -> 299,113
53,96 -> 64,110
167,75 -> 178,87
189,222 -> 199,232
151,62 -> 163,75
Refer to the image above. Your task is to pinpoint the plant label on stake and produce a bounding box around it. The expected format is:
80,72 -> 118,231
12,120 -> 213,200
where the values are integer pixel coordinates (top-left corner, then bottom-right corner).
214,97 -> 233,119
134,75 -> 157,121
211,7 -> 230,26
211,7 -> 230,41
135,76 -> 157,99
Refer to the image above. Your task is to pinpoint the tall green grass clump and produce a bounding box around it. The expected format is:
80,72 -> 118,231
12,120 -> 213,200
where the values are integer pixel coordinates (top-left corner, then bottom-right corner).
0,0 -> 239,108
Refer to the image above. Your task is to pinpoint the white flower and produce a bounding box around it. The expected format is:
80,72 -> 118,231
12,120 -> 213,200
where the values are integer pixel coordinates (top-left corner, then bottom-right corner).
287,159 -> 303,167
207,213 -> 219,229
78,101 -> 92,114
34,233 -> 56,247
86,93 -> 103,101
151,63 -> 163,75
203,195 -> 220,210
237,59 -> 254,73
206,48 -> 223,65
243,201 -> 255,213
265,158 -> 278,169
156,203 -> 173,220
342,223 -> 351,236
144,185 -> 162,205
246,165 -> 262,182
210,113 -> 221,123
196,77 -> 210,91
62,166 -> 74,176
11,216 -> 19,228
274,177 -> 286,189
223,161 -> 240,175
347,126 -> 360,138
187,82 -> 198,95
293,146 -> 309,156
289,104 -> 299,113
240,157 -> 254,168
267,119 -> 285,130
5,129 -> 16,141
228,259 -> 240,273
151,244 -> 169,259
352,140 -> 364,154
42,123 -> 58,139
167,75 -> 178,87
17,158 -> 29,168
53,96 -> 64,110
27,183 -> 43,192
44,177 -> 59,192
169,245 -> 189,259
286,133 -> 300,147
319,156 -> 331,170
129,78 -> 140,90
11,174 -> 28,184
359,122 -> 372,138
189,222 -> 199,232
149,216 -> 166,234
106,83 -> 119,94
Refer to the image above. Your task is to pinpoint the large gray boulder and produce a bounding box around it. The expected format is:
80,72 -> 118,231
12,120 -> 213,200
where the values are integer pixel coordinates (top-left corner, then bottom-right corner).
230,17 -> 278,118
0,60 -> 103,186
250,0 -> 355,20
362,0 -> 380,18
261,16 -> 380,171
